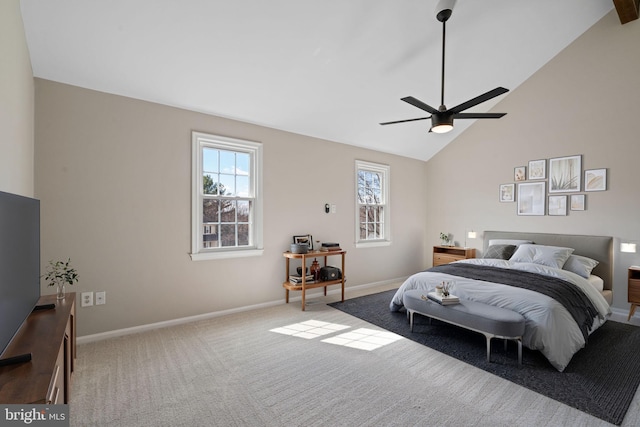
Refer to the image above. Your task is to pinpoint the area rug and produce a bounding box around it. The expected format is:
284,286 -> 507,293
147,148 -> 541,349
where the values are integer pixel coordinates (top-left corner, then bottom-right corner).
328,289 -> 640,425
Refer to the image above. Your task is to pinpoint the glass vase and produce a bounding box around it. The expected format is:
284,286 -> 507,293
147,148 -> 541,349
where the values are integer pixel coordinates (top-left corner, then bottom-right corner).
57,283 -> 65,300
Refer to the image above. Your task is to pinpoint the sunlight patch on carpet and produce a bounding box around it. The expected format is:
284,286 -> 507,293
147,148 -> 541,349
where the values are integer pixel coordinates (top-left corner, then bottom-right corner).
322,328 -> 403,351
269,319 -> 350,339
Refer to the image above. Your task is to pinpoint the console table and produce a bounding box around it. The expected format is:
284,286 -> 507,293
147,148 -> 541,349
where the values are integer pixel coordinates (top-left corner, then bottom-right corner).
0,293 -> 76,404
282,250 -> 345,310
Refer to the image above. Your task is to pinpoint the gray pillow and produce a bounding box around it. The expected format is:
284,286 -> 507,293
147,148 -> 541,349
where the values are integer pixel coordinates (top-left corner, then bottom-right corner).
483,244 -> 517,260
562,255 -> 599,279
509,244 -> 574,269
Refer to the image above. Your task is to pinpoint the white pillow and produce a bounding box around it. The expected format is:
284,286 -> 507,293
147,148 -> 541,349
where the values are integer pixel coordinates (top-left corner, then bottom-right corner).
509,244 -> 574,269
587,275 -> 604,292
488,239 -> 532,247
562,254 -> 599,279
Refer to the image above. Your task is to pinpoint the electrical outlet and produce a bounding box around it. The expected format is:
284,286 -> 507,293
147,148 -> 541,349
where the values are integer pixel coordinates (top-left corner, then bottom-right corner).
331,204 -> 336,214
81,292 -> 93,307
95,291 -> 106,305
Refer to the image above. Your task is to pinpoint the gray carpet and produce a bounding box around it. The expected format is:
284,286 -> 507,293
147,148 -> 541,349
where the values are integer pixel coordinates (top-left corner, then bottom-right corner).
69,288 -> 640,426
329,289 -> 640,426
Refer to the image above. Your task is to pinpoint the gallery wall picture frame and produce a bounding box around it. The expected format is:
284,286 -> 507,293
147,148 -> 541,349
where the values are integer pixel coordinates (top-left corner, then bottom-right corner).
584,168 -> 607,191
528,159 -> 546,180
548,195 -> 567,216
549,155 -> 581,193
570,194 -> 586,211
517,182 -> 546,216
293,234 -> 313,250
499,183 -> 515,202
514,166 -> 526,182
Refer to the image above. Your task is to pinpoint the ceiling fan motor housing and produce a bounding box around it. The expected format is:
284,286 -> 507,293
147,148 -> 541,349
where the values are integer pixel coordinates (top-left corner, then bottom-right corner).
431,112 -> 454,132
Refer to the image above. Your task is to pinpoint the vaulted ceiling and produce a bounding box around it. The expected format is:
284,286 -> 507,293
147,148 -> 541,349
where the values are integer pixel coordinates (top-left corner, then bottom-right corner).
20,1 -> 626,161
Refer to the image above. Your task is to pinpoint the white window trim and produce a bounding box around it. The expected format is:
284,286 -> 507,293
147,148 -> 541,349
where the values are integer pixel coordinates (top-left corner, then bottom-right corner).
190,132 -> 263,261
355,160 -> 391,248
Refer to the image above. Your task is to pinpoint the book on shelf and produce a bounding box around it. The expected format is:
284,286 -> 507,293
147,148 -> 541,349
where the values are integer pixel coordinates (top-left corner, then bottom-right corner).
289,275 -> 314,284
321,242 -> 340,247
290,279 -> 316,285
426,291 -> 460,305
320,246 -> 342,252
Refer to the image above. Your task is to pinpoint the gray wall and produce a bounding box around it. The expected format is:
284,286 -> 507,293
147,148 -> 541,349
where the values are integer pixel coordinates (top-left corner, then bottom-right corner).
12,7 -> 640,337
34,80 -> 428,336
0,0 -> 34,196
425,11 -> 640,310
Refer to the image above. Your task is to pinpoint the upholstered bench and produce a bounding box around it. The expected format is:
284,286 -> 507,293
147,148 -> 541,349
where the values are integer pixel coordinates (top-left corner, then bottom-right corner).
403,289 -> 526,365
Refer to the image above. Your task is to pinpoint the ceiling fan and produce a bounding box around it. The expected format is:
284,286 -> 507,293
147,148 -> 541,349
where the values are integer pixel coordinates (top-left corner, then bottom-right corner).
380,0 -> 509,133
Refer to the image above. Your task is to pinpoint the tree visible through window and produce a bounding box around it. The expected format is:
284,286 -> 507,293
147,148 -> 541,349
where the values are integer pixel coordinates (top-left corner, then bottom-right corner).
201,149 -> 251,248
192,132 -> 263,260
355,160 -> 390,245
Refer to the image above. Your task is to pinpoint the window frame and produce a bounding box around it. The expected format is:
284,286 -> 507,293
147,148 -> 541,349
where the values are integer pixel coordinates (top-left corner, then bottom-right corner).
355,160 -> 391,248
191,131 -> 263,260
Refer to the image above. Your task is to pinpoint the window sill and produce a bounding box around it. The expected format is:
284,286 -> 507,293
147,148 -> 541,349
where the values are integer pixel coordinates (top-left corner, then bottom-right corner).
190,248 -> 264,261
355,240 -> 391,249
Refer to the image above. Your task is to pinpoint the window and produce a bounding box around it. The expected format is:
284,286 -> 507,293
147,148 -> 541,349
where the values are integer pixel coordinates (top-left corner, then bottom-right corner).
191,132 -> 263,260
355,160 -> 390,247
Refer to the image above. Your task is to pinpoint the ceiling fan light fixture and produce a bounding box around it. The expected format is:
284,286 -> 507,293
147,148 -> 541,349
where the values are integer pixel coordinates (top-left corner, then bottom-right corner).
431,114 -> 453,133
431,124 -> 453,134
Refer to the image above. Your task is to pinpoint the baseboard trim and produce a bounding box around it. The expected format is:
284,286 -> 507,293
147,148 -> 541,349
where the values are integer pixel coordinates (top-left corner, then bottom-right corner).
77,277 -> 405,345
609,306 -> 640,325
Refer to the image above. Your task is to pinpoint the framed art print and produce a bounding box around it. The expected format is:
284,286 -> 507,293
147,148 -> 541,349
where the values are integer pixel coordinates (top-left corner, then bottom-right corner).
570,194 -> 586,211
549,155 -> 581,193
548,195 -> 567,216
584,169 -> 606,191
528,159 -> 546,180
293,234 -> 313,250
514,166 -> 526,182
499,183 -> 515,202
517,182 -> 546,216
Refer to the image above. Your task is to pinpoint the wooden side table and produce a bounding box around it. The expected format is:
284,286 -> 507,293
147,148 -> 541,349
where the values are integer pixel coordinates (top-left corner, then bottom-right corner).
433,246 -> 476,266
282,250 -> 345,310
628,266 -> 640,320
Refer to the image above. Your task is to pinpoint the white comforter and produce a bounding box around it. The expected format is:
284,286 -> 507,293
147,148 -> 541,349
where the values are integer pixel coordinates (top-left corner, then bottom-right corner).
390,258 -> 611,371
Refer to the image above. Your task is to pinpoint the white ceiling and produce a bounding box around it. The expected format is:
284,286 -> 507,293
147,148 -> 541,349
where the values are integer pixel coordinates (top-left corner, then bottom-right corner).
20,0 -> 613,161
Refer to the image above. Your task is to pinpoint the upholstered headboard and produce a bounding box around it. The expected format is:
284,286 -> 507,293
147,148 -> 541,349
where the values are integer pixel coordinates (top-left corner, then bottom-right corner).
483,231 -> 613,292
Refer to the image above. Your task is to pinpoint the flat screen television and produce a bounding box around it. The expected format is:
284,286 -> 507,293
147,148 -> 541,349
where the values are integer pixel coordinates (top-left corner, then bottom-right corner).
0,190 -> 40,360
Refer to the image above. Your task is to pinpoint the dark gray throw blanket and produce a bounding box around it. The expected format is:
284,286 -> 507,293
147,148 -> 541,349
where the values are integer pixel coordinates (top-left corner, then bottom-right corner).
429,263 -> 598,342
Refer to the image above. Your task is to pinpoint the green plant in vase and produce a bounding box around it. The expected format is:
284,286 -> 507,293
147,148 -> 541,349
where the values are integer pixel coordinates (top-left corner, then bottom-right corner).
43,258 -> 79,300
440,232 -> 451,246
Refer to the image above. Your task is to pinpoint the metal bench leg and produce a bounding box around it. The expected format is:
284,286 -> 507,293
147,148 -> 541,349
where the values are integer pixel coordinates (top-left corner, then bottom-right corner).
409,310 -> 414,332
486,336 -> 492,363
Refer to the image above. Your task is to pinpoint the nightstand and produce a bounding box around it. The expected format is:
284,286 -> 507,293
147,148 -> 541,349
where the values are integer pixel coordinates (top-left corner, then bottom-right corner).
628,266 -> 640,320
433,246 -> 476,267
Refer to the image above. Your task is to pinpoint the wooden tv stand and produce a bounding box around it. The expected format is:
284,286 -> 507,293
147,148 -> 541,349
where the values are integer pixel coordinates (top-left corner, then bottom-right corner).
0,293 -> 76,404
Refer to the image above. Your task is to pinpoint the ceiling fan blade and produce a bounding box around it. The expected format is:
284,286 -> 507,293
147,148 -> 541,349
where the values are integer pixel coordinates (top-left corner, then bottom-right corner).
453,112 -> 507,119
380,116 -> 431,126
448,87 -> 509,113
401,96 -> 440,115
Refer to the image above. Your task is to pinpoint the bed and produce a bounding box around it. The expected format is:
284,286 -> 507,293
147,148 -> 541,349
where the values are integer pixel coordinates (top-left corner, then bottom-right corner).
390,231 -> 613,371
